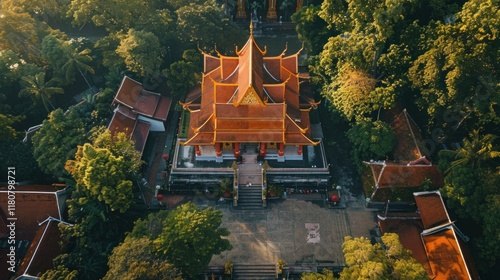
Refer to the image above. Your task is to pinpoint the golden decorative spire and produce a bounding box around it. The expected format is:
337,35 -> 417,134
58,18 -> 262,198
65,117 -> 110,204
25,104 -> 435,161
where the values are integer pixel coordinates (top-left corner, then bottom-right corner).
249,20 -> 253,36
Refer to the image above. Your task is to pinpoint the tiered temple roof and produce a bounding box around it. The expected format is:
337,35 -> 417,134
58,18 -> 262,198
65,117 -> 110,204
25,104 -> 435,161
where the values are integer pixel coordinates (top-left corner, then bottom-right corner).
181,27 -> 319,146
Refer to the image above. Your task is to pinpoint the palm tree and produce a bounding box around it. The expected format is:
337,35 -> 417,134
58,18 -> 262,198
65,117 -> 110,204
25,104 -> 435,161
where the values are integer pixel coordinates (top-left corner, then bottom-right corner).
440,130 -> 500,174
18,72 -> 63,112
62,47 -> 95,91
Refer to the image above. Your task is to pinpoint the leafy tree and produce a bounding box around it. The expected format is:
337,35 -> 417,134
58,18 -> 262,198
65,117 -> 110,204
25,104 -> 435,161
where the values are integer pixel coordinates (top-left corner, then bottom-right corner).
0,10 -> 46,63
41,34 -> 71,82
66,0 -> 148,32
292,3 -> 335,55
347,120 -> 396,161
163,49 -> 202,96
65,129 -> 142,213
0,113 -> 23,141
175,0 -> 245,53
440,130 -> 500,173
56,128 -> 143,280
92,88 -> 116,124
311,0 -> 421,122
32,108 -> 86,179
104,237 -> 182,280
409,0 -> 500,131
153,202 -> 232,278
339,234 -> 428,280
301,268 -> 335,280
116,29 -> 164,77
18,71 -> 63,112
87,127 -> 143,173
438,130 -> 500,271
2,0 -> 62,23
41,265 -> 78,280
95,35 -> 126,70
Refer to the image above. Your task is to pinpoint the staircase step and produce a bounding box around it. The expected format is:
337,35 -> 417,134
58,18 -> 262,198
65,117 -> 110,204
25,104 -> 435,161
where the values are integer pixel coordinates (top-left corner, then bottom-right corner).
232,264 -> 276,279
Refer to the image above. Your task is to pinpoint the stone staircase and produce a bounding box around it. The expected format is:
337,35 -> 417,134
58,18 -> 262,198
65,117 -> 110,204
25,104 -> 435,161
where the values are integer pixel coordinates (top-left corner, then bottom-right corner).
232,264 -> 277,279
237,185 -> 264,209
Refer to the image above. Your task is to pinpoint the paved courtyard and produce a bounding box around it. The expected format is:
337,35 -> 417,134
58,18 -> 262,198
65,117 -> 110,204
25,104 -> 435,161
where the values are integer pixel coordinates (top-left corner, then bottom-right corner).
207,198 -> 378,268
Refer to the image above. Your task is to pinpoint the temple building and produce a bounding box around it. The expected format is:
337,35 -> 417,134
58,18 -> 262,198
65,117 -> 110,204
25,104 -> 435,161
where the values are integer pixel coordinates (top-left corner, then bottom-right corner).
170,25 -> 329,197
180,24 -> 319,163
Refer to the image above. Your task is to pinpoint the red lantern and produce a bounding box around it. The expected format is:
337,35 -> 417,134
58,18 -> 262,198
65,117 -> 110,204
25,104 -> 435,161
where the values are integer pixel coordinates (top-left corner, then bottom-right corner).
330,195 -> 339,202
162,154 -> 169,160
157,194 -> 164,201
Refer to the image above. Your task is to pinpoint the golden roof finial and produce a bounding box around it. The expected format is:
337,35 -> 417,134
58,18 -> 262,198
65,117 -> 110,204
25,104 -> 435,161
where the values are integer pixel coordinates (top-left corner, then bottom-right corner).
249,20 -> 253,36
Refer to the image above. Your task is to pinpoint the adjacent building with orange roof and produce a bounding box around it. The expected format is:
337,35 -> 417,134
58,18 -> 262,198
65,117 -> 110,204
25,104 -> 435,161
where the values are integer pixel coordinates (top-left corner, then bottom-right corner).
364,109 -> 443,203
378,191 -> 480,279
0,184 -> 71,279
108,76 -> 172,155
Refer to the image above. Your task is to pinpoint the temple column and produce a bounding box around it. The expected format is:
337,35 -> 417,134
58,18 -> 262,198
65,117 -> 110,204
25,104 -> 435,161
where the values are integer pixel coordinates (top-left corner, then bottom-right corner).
216,143 -> 222,157
296,0 -> 303,12
277,143 -> 285,162
266,0 -> 277,20
259,142 -> 266,157
195,145 -> 201,156
236,0 -> 246,19
297,145 -> 303,155
278,143 -> 285,156
233,143 -> 240,158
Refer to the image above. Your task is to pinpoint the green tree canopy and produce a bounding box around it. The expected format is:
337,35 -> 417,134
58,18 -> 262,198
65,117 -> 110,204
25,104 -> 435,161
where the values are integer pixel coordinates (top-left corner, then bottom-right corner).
66,0 -> 147,32
175,0 -> 245,53
116,29 -> 164,77
438,129 -> 500,271
301,268 -> 335,280
0,9 -> 46,63
65,129 -> 142,213
163,49 -> 202,96
105,203 -> 231,279
104,237 -> 182,280
292,3 -> 335,56
409,0 -> 500,130
339,234 -> 428,280
32,108 -> 86,179
347,120 -> 396,161
152,202 -> 232,278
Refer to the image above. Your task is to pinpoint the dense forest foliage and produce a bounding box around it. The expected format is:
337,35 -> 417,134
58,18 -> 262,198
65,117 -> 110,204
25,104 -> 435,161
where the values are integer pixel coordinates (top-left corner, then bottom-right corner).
0,1 -> 243,279
294,0 -> 499,275
0,0 -> 498,278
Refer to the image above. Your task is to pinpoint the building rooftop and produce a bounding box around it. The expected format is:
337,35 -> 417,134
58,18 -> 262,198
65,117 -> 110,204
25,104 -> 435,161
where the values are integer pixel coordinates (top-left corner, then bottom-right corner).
390,109 -> 430,162
378,191 -> 480,280
181,29 -> 319,146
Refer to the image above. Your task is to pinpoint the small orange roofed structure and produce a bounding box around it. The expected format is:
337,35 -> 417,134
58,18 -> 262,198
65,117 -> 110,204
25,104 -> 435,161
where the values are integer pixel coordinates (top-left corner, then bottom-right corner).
108,76 -> 172,155
180,23 -> 319,162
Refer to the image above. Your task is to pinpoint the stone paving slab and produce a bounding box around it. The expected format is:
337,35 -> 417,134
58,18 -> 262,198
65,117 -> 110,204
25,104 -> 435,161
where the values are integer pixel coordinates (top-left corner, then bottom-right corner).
208,199 -> 377,268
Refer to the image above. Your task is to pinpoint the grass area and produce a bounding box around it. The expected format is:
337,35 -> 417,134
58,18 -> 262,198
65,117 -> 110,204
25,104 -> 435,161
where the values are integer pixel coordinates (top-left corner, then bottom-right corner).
179,110 -> 190,138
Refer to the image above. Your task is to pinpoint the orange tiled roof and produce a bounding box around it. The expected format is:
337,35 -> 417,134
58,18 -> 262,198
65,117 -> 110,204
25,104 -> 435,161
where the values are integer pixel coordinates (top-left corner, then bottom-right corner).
378,191 -> 480,280
367,162 -> 444,189
415,191 -> 479,279
15,218 -> 63,278
108,106 -> 151,154
390,109 -> 431,162
0,185 -> 66,241
181,32 -> 318,146
113,76 -> 171,121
